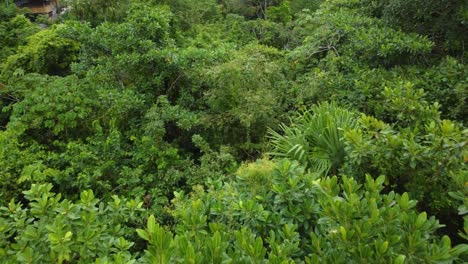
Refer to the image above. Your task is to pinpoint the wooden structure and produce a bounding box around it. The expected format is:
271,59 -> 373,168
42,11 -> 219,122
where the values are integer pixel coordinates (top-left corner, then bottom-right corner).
15,0 -> 60,17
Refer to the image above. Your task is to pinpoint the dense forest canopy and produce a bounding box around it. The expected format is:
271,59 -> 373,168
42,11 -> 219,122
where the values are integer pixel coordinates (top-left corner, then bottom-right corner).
0,0 -> 467,262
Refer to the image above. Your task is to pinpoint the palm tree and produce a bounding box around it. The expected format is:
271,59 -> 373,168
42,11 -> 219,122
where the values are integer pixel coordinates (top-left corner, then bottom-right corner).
268,102 -> 357,175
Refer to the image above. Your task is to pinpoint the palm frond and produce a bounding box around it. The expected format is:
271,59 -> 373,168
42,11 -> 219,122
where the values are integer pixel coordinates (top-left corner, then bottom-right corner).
268,102 -> 357,175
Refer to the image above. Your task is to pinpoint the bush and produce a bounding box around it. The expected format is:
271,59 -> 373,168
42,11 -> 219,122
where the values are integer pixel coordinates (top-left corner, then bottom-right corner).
0,184 -> 147,263
4,161 -> 463,263
169,160 -> 466,263
343,114 -> 467,240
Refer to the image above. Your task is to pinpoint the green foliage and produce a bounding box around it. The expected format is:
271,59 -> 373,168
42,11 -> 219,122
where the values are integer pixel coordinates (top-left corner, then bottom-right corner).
0,184 -> 146,263
221,0 -> 265,18
186,14 -> 291,49
289,0 -> 322,14
60,5 -> 176,97
0,73 -> 143,200
198,44 -> 289,157
124,2 -> 174,45
158,0 -> 221,29
269,102 -> 358,175
292,58 -> 467,126
266,1 -> 292,24
0,73 -> 227,203
6,75 -> 98,137
244,18 -> 291,48
0,1 -> 19,21
0,15 -> 39,62
137,213 -> 273,263
169,160 -> 465,262
0,0 -> 467,260
289,5 -> 433,69
418,57 -> 468,122
343,114 -> 467,237
63,0 -> 129,25
287,0 -> 465,128
367,0 -> 467,54
449,170 -> 468,242
4,161 -> 463,263
0,129 -> 47,203
1,26 -> 79,78
236,158 -> 276,191
307,174 -> 459,263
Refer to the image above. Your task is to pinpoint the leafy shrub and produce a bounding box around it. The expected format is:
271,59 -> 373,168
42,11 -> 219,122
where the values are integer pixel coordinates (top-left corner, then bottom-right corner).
417,57 -> 467,123
449,169 -> 468,242
2,161 -> 466,263
0,184 -> 147,263
169,160 -> 466,263
0,130 -> 47,204
343,114 -> 467,239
